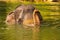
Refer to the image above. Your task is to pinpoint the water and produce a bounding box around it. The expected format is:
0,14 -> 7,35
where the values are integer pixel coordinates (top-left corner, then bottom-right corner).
0,24 -> 40,40
0,1 -> 60,40
0,20 -> 60,40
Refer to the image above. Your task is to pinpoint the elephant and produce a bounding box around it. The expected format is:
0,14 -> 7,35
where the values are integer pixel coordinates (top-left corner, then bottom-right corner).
5,5 -> 43,26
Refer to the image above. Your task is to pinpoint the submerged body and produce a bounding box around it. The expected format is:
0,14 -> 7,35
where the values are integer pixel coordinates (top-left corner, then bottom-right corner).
5,5 -> 43,26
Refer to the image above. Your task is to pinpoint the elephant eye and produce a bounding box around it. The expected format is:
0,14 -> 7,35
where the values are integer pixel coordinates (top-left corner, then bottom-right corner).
9,12 -> 14,15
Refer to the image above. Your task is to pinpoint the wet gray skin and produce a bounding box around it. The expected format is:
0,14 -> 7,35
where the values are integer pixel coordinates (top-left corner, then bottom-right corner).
5,5 -> 43,26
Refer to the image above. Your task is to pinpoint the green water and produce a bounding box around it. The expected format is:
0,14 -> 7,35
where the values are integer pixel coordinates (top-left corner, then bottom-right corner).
0,1 -> 60,40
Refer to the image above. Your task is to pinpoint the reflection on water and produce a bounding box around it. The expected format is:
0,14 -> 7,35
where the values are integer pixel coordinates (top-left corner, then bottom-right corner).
4,24 -> 40,40
0,1 -> 60,40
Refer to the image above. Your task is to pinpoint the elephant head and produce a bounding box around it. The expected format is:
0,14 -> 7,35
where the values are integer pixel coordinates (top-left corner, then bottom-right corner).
5,5 -> 43,26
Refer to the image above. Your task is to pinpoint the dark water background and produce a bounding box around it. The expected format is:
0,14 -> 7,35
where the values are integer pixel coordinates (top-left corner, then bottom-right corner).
0,1 -> 60,40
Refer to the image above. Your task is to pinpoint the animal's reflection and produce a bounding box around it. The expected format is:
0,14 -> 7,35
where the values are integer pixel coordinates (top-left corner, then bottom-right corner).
6,24 -> 40,40
23,26 -> 40,40
32,26 -> 40,40
5,5 -> 43,26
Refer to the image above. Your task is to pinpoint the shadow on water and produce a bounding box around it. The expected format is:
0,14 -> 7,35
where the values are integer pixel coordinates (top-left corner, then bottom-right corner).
0,1 -> 7,27
0,1 -> 7,40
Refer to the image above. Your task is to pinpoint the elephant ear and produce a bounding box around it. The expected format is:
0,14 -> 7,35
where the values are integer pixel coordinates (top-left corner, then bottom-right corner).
33,9 -> 43,25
